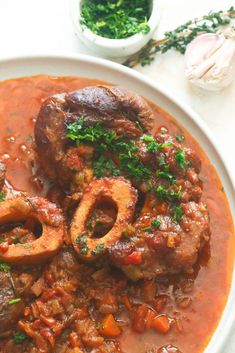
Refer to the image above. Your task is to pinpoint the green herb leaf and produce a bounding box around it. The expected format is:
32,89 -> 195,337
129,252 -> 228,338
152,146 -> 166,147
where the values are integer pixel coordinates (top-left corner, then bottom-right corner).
172,205 -> 183,222
0,191 -> 6,202
124,7 -> 235,68
93,155 -> 120,178
176,134 -> 184,143
76,234 -> 89,255
155,184 -> 181,201
157,170 -> 176,185
21,243 -> 30,248
91,243 -> 105,256
119,153 -> 151,182
13,332 -> 27,344
96,322 -> 105,330
8,298 -> 21,305
67,119 -> 117,150
143,135 -> 173,153
175,149 -> 190,169
142,226 -> 152,234
151,219 -> 161,229
0,262 -> 10,272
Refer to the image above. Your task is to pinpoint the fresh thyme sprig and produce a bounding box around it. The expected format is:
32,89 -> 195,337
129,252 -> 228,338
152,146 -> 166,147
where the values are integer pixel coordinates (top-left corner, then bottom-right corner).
123,7 -> 235,68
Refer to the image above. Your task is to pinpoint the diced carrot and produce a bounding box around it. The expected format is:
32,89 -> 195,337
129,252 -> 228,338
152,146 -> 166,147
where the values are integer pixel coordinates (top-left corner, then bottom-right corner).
151,315 -> 170,334
121,295 -> 132,311
99,314 -> 121,338
69,332 -> 81,348
40,314 -> 56,327
145,309 -> 156,329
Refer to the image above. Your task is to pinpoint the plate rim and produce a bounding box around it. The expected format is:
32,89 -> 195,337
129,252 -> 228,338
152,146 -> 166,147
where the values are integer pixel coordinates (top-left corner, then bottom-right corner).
0,53 -> 234,353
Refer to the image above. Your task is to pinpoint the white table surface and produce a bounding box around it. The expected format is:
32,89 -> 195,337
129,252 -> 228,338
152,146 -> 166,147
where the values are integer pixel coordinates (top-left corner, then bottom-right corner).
0,0 -> 235,351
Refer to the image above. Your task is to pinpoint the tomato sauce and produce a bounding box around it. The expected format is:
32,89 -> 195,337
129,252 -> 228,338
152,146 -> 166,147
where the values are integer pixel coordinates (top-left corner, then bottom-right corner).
0,75 -> 234,353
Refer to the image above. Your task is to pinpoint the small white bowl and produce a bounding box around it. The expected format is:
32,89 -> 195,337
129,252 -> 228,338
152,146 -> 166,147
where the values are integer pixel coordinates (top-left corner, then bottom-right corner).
70,0 -> 160,58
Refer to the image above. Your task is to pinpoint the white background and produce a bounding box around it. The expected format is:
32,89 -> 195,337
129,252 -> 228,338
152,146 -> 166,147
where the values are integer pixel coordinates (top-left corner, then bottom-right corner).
0,0 -> 235,351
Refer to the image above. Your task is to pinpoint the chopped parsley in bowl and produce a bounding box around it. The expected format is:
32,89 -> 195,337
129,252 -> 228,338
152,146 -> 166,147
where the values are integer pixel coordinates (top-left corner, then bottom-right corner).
70,0 -> 160,57
80,0 -> 151,40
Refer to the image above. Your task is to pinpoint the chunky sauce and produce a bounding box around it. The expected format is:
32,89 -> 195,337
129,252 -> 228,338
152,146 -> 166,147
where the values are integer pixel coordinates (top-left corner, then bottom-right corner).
0,75 -> 234,353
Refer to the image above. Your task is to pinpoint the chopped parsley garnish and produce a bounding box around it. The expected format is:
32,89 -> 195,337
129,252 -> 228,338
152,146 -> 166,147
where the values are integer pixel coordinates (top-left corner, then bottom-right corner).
176,134 -> 184,143
112,140 -> 138,153
119,153 -> 151,182
142,226 -> 152,234
76,234 -> 89,255
13,332 -> 27,344
8,298 -> 21,305
172,205 -> 183,222
91,243 -> 105,256
175,149 -> 190,169
96,322 -> 105,330
156,185 -> 181,201
93,155 -> 120,178
21,243 -> 30,248
151,219 -> 161,229
143,135 -> 173,153
0,262 -> 10,272
157,170 -> 176,185
66,118 -> 116,150
66,120 -> 182,187
80,0 -> 151,39
0,191 -> 6,202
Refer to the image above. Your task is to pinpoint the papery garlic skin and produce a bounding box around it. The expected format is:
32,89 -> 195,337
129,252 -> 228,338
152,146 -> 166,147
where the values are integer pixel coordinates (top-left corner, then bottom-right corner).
185,28 -> 235,91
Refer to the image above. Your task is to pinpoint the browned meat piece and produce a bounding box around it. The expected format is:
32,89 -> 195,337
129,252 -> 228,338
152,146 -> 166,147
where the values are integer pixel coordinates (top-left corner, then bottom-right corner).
48,246 -> 80,282
0,161 -> 6,190
109,202 -> 210,280
34,85 -> 155,189
0,271 -> 34,337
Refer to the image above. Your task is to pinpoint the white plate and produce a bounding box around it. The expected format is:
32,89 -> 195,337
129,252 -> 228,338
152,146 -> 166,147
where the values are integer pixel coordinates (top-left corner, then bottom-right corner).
0,54 -> 234,353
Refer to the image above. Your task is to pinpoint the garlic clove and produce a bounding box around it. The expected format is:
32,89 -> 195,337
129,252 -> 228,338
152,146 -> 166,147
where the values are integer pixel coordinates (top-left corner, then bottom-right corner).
185,28 -> 235,91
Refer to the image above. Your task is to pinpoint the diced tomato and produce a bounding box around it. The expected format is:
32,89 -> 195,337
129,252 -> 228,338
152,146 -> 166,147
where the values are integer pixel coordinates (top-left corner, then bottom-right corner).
99,314 -> 121,338
41,288 -> 56,302
43,271 -> 54,286
124,251 -> 142,265
52,323 -> 64,336
151,314 -> 171,334
40,328 -> 55,347
40,314 -> 56,327
0,242 -> 9,253
32,319 -> 41,330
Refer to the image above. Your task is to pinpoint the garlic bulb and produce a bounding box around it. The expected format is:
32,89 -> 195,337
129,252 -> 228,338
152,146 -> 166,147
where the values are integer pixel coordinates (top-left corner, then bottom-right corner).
185,28 -> 235,91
